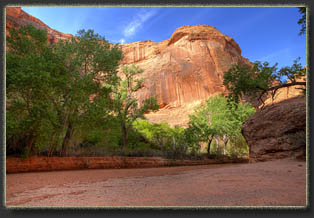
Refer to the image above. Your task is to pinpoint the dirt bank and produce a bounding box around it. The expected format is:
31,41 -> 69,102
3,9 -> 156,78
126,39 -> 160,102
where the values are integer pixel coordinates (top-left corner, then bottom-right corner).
6,156 -> 248,173
6,158 -> 306,207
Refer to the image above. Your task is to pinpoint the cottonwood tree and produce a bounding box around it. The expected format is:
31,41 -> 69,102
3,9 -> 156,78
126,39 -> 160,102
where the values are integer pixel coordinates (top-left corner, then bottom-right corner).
112,65 -> 159,151
6,25 -> 62,156
54,29 -> 122,156
187,95 -> 255,156
6,25 -> 123,157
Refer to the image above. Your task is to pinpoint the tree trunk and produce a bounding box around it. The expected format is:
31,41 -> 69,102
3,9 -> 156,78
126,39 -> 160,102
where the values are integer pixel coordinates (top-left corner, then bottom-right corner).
48,133 -> 57,157
122,124 -> 128,152
215,138 -> 219,153
25,134 -> 36,158
207,137 -> 213,155
61,122 -> 73,157
223,135 -> 229,156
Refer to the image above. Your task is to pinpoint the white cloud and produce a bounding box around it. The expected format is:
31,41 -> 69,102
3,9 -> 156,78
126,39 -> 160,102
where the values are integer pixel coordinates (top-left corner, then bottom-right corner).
119,38 -> 126,44
122,8 -> 159,39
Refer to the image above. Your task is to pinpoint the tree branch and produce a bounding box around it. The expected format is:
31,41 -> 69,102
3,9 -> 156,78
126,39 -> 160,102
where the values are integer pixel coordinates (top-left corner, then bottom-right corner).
267,81 -> 306,91
257,81 -> 306,109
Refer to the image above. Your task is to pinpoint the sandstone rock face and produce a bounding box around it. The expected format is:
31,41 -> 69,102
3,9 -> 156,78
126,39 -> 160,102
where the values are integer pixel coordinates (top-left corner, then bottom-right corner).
121,25 -> 250,109
242,96 -> 306,161
6,7 -> 73,44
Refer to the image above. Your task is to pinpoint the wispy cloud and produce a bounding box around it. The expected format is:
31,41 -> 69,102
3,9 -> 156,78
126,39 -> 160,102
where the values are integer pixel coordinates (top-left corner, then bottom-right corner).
259,48 -> 291,63
119,8 -> 159,44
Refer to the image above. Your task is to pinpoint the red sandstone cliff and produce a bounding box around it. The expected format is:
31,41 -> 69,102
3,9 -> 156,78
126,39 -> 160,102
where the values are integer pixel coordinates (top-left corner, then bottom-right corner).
120,25 -> 250,108
119,25 -> 253,126
6,7 -> 73,43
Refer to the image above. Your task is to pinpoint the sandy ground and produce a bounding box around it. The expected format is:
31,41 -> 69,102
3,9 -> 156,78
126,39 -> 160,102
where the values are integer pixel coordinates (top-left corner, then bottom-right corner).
5,158 -> 306,207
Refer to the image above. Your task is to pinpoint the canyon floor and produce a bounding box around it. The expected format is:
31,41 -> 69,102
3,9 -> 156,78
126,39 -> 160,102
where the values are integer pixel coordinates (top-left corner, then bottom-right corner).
6,158 -> 306,207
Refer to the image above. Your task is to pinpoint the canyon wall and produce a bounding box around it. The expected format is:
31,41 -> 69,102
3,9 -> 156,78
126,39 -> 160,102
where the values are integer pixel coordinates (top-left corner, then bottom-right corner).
120,25 -> 250,108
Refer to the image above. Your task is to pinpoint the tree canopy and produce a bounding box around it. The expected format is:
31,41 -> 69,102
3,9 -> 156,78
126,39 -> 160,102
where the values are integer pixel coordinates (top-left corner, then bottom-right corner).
187,95 -> 255,155
223,58 -> 306,108
6,25 -> 123,157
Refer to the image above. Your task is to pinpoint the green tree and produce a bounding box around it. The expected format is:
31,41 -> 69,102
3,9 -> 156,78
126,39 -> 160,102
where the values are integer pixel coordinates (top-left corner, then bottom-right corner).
6,25 -> 64,156
223,58 -> 306,108
6,25 -> 123,157
187,95 -> 255,156
298,7 -> 306,35
53,29 -> 122,156
133,120 -> 171,149
112,65 -> 159,151
133,120 -> 194,159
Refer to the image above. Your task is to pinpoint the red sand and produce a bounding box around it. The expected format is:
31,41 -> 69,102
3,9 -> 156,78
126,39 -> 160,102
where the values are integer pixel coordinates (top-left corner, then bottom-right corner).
6,158 -> 306,207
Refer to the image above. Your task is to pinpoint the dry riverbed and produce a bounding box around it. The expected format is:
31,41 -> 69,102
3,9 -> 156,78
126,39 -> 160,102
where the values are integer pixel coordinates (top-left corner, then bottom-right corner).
6,158 -> 306,207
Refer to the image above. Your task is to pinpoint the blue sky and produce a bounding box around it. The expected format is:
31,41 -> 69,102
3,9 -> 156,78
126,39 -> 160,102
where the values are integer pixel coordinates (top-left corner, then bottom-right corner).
21,6 -> 306,69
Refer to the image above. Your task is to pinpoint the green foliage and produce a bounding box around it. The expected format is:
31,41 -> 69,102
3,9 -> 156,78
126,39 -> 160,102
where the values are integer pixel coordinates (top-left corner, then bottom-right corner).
187,95 -> 255,157
112,64 -> 159,150
6,25 -> 123,157
223,62 -> 277,104
188,95 -> 255,141
133,120 -> 171,147
6,25 -> 63,156
277,57 -> 306,84
133,120 -> 196,159
298,7 -> 306,35
227,135 -> 249,157
223,58 -> 306,105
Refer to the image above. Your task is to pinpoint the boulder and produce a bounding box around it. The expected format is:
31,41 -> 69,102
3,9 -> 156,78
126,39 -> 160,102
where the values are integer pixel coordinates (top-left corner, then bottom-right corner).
242,96 -> 306,161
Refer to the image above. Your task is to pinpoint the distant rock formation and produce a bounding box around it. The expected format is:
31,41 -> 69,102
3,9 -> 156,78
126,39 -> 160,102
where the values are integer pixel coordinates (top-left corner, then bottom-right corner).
242,96 -> 306,161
